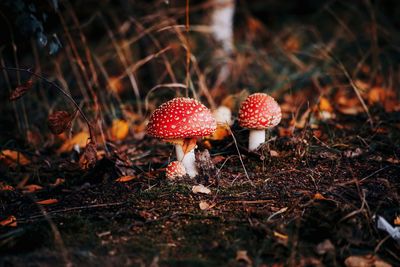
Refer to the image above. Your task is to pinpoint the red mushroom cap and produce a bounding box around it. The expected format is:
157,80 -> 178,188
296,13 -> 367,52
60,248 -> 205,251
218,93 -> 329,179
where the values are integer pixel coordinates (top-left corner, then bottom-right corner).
147,97 -> 216,139
238,93 -> 281,129
166,161 -> 186,180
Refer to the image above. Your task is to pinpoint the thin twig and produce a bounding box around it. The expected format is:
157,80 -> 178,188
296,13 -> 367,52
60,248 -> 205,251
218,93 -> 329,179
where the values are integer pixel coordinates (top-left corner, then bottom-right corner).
0,67 -> 95,140
21,202 -> 125,221
227,126 -> 254,187
323,50 -> 374,127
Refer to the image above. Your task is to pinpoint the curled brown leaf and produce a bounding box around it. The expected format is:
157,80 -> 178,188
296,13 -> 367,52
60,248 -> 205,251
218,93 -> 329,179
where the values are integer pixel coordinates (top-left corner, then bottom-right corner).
9,79 -> 33,101
48,111 -> 73,135
79,140 -> 97,169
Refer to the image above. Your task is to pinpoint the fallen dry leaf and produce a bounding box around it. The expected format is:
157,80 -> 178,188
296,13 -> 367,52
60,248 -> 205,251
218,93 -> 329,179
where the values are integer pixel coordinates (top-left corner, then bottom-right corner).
354,79 -> 370,92
0,149 -> 30,166
192,184 -> 211,194
344,148 -> 363,158
367,87 -> 399,112
283,35 -> 301,52
0,182 -> 14,191
270,150 -> 279,157
313,193 -> 326,200
394,216 -> 400,226
208,125 -> 230,141
115,175 -> 136,182
295,108 -> 311,129
344,255 -> 392,267
110,119 -> 130,141
167,138 -> 197,155
50,178 -> 65,187
273,231 -> 288,240
0,215 -> 17,227
58,131 -> 90,153
9,78 -> 33,101
36,199 -> 58,205
48,110 -> 73,135
79,140 -> 97,169
235,250 -> 253,266
221,90 -> 249,111
22,184 -> 43,193
315,239 -> 335,255
108,76 -> 124,94
199,201 -> 215,210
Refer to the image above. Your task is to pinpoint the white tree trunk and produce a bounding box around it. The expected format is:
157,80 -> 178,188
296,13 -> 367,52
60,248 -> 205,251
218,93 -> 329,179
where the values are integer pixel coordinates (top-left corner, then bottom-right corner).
211,0 -> 235,54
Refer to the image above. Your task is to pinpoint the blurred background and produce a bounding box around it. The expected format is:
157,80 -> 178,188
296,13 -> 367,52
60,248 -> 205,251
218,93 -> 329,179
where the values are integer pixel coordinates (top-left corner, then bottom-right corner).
0,0 -> 399,148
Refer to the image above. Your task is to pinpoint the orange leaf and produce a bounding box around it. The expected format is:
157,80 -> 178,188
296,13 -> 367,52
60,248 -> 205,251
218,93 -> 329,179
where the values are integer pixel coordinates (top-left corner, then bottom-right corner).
278,126 -> 294,137
108,76 -> 124,94
394,216 -> 400,226
58,132 -> 90,153
284,35 -> 301,52
208,125 -> 230,141
115,175 -> 136,182
110,119 -> 130,141
36,199 -> 58,205
165,138 -> 197,155
50,178 -> 65,187
0,182 -> 14,191
22,184 -> 43,193
319,97 -> 333,112
0,215 -> 17,227
273,231 -> 288,240
182,138 -> 197,155
313,193 -> 326,200
0,150 -> 30,166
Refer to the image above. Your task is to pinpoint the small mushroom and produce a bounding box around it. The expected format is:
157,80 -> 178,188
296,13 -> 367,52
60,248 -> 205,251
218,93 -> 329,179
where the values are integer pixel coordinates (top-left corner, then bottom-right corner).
238,93 -> 281,151
147,97 -> 216,177
166,161 -> 186,180
212,105 -> 233,126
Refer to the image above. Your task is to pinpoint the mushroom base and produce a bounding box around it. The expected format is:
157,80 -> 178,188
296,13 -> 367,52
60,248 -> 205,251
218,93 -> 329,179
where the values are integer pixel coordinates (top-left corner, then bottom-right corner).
248,129 -> 266,151
175,145 -> 198,178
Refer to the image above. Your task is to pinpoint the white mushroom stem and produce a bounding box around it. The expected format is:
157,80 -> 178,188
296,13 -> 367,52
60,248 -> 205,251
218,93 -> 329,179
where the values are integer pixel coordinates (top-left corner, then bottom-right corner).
175,145 -> 198,178
248,129 -> 266,151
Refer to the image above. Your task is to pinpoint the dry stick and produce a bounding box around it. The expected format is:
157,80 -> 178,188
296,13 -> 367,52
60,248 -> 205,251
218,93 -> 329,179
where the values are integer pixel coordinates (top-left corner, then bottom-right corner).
35,203 -> 72,267
99,13 -> 142,117
22,202 -> 125,221
116,46 -> 172,80
31,41 -> 51,110
191,55 -> 216,109
131,19 -> 177,84
0,67 -> 94,141
185,0 -> 191,97
57,11 -> 97,109
64,4 -> 111,152
0,10 -> 24,134
65,2 -> 100,89
324,51 -> 374,127
227,126 -> 254,187
12,43 -> 31,137
92,53 -> 123,118
0,58 -> 22,133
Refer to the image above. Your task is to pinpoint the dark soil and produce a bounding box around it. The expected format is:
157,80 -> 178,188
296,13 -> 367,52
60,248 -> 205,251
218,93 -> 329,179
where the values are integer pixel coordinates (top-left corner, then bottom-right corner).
1,115 -> 399,267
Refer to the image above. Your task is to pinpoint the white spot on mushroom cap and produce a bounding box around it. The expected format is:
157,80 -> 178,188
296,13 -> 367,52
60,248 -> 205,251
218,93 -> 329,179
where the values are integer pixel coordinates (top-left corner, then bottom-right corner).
238,93 -> 282,129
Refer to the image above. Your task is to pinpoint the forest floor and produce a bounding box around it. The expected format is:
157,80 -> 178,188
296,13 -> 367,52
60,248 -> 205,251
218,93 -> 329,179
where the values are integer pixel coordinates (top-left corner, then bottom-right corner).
1,110 -> 399,267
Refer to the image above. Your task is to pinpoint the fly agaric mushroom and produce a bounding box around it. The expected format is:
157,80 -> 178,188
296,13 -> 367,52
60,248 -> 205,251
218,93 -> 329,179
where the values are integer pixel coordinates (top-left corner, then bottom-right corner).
238,93 -> 281,151
147,97 -> 216,177
166,161 -> 186,180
